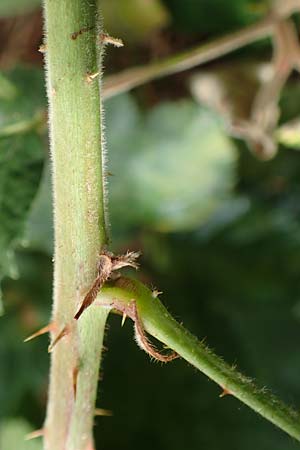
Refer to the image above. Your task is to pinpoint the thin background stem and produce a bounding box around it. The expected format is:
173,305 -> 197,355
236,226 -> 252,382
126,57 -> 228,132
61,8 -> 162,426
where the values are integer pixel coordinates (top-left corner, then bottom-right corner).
103,3 -> 300,99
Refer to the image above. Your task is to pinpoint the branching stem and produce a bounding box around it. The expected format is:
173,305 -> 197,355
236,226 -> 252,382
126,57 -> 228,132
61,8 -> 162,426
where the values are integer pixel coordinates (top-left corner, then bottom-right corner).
42,0 -> 300,447
97,277 -> 300,442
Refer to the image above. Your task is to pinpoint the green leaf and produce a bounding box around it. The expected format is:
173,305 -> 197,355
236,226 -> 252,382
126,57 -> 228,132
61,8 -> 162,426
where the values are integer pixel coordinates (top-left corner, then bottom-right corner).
0,419 -> 42,449
0,73 -> 18,101
276,119 -> 300,149
0,133 -> 44,274
101,0 -> 170,44
24,161 -> 53,255
0,251 -> 51,418
0,67 -> 46,309
107,94 -> 237,233
162,0 -> 267,34
0,68 -> 45,136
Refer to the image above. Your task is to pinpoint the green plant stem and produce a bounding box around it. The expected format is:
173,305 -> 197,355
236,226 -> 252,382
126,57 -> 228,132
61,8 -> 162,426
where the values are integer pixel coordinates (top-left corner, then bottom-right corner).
103,6 -> 300,100
98,277 -> 300,442
43,1 -> 108,449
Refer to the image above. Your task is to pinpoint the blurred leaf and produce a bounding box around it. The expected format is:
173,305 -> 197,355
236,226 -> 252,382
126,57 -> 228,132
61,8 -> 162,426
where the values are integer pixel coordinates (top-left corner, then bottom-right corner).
24,161 -> 53,255
276,118 -> 300,149
195,196 -> 251,240
0,67 -> 46,310
0,68 -> 45,136
107,94 -> 237,234
0,251 -> 51,419
162,0 -> 266,34
0,73 -> 18,101
101,0 -> 170,43
189,61 -> 271,124
0,0 -> 40,17
0,419 -> 42,449
23,95 -> 237,249
280,82 -> 300,124
190,62 -> 281,160
0,133 -> 44,275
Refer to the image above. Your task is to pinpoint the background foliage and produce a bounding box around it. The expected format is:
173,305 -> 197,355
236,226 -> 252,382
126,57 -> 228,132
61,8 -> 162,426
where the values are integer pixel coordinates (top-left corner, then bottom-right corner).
1,1 -> 300,449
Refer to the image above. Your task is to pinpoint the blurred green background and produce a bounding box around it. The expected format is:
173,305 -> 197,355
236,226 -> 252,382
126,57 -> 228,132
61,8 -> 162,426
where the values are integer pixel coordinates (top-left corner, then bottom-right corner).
1,1 -> 300,449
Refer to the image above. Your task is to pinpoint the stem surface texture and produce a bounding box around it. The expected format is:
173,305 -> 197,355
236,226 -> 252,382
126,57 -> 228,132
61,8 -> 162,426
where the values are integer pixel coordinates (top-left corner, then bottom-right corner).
43,1 -> 108,449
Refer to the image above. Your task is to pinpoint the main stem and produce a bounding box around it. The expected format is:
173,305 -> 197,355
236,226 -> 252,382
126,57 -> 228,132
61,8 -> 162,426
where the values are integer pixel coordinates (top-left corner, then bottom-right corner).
43,1 -> 108,449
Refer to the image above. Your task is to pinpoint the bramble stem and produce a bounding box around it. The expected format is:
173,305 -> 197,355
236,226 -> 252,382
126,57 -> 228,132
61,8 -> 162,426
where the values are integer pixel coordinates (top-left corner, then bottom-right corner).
42,0 -> 300,447
43,1 -> 108,449
98,277 -> 300,442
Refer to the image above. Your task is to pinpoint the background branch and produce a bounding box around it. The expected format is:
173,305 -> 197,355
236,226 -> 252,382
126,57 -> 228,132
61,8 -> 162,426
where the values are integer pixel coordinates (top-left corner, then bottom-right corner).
103,3 -> 300,100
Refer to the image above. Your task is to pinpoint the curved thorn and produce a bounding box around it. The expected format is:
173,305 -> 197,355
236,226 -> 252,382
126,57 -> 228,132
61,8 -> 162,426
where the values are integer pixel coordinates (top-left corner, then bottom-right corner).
132,301 -> 178,363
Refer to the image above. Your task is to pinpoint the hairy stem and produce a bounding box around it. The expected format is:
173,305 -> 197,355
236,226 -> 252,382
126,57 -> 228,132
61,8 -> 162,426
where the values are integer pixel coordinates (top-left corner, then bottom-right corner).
103,5 -> 300,100
43,1 -> 108,449
97,277 -> 300,442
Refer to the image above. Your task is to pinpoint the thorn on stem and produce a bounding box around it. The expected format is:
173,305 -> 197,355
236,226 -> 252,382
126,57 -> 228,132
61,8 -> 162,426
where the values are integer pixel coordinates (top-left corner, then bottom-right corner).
121,312 -> 127,327
24,322 -> 55,343
95,408 -> 113,417
86,71 -> 100,84
25,428 -> 44,440
219,387 -> 232,398
38,44 -> 47,53
152,289 -> 163,298
96,297 -> 177,363
48,324 -> 70,352
75,250 -> 140,320
99,33 -> 124,48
